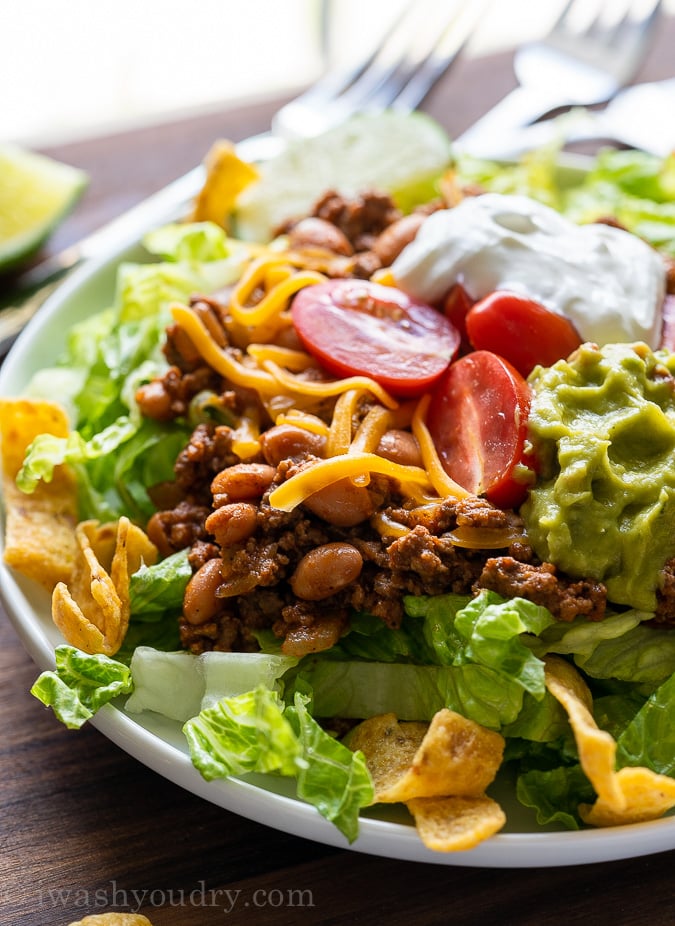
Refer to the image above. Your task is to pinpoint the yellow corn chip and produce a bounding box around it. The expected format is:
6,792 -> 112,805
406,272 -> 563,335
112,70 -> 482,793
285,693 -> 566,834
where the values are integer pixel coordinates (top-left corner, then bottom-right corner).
407,795 -> 506,852
348,709 -> 504,803
346,709 -> 506,850
346,713 -> 429,798
191,139 -> 259,227
68,915 -> 153,926
581,767 -> 675,827
545,655 -> 675,827
0,398 -> 78,589
52,517 -> 157,656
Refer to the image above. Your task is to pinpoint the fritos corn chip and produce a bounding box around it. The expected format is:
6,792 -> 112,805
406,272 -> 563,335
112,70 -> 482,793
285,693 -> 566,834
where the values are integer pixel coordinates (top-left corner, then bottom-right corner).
191,139 -> 259,227
545,655 -> 675,827
52,517 -> 158,656
407,795 -> 506,852
0,398 -> 78,589
346,708 -> 506,850
347,709 -> 505,802
68,914 -> 153,926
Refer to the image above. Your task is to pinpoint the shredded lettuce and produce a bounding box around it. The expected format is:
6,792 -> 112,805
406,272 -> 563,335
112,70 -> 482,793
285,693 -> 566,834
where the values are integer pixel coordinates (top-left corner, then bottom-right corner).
31,645 -> 133,729
183,685 -> 373,842
183,685 -> 302,779
129,549 -> 192,616
456,146 -> 675,254
143,221 -> 230,262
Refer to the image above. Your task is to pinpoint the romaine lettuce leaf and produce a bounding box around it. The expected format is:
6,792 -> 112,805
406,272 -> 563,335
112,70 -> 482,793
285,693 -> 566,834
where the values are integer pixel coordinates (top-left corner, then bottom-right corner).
125,648 -> 298,721
184,685 -> 302,779
31,645 -> 133,729
286,691 -> 374,843
143,221 -> 230,262
516,764 -> 595,830
129,548 -> 192,616
616,673 -> 675,775
452,590 -> 555,696
290,659 -> 525,728
183,684 -> 373,842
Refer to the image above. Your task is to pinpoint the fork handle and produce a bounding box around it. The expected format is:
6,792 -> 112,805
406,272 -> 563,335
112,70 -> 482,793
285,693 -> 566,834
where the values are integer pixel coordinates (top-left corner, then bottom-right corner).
454,86 -> 574,158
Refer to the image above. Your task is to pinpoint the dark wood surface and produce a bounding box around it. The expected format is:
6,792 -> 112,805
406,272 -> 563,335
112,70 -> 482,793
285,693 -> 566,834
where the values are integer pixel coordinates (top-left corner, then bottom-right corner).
3,22 -> 675,926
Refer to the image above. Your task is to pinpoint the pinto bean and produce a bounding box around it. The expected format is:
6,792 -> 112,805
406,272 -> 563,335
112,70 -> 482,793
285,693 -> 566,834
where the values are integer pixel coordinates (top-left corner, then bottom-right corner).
290,542 -> 363,601
376,429 -> 423,467
183,558 -> 223,624
210,463 -> 276,504
135,380 -> 174,422
205,502 -> 257,547
372,213 -> 426,266
303,477 -> 375,526
288,217 -> 354,256
260,424 -> 327,466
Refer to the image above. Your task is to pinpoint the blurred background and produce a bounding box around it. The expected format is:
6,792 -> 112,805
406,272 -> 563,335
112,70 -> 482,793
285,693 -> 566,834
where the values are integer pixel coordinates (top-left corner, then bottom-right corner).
7,0 -> 673,147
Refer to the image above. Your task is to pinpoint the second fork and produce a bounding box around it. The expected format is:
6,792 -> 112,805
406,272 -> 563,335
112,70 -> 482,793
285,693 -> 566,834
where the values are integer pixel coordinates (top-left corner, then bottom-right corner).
455,0 -> 662,158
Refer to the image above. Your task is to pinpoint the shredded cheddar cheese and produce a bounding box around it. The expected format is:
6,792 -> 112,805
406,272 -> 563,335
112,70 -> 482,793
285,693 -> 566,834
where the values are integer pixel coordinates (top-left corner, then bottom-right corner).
230,254 -> 325,328
327,389 -> 362,457
261,359 -> 398,409
412,395 -> 472,501
268,451 -> 433,513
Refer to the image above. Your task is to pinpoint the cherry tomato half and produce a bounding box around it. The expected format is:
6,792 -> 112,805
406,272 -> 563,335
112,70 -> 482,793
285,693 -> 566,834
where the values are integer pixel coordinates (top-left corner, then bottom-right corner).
660,294 -> 675,351
465,290 -> 583,378
291,279 -> 460,398
427,350 -> 533,509
443,282 -> 475,355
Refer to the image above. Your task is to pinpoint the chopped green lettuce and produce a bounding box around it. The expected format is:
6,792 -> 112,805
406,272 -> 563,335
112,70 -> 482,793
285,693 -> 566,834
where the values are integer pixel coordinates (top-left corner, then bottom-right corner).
129,549 -> 192,616
184,685 -> 302,779
456,146 -> 675,254
183,685 -> 373,842
125,647 -> 298,721
143,221 -> 230,262
31,645 -> 133,729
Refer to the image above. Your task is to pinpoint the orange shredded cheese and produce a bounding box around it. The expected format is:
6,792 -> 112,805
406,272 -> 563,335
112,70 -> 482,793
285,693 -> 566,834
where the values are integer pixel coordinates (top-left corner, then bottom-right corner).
268,451 -> 433,512
412,395 -> 472,501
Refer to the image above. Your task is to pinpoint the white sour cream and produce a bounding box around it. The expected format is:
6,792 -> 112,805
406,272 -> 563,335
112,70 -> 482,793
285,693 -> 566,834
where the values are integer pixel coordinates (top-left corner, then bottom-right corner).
391,193 -> 666,347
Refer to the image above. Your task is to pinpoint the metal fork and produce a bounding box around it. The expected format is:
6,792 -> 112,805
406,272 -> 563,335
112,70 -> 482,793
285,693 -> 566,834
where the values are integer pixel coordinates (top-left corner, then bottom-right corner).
0,0 -> 486,359
456,0 -> 662,157
271,0 -> 488,139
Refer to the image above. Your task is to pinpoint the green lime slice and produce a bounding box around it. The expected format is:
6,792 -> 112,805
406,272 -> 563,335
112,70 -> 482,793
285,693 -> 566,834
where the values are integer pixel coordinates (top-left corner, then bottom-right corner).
0,144 -> 88,273
234,111 -> 453,242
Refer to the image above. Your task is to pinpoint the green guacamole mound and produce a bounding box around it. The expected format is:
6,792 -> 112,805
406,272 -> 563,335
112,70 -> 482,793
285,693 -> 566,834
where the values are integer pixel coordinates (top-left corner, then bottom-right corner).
521,341 -> 675,611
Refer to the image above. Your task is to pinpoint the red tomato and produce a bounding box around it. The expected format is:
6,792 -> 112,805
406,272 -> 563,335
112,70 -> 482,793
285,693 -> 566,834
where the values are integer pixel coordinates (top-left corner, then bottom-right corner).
291,279 -> 460,397
443,283 -> 475,355
660,294 -> 675,351
465,290 -> 582,378
427,350 -> 533,509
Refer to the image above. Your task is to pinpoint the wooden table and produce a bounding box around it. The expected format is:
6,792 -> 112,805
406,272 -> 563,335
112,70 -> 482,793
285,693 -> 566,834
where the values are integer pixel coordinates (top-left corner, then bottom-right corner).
3,22 -> 675,926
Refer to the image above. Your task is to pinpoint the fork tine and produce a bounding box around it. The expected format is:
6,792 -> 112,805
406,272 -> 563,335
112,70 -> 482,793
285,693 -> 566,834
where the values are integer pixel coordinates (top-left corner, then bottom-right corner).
273,0 -> 485,138
330,0 -> 472,113
285,3 -> 418,113
373,0 -> 490,113
612,0 -> 663,49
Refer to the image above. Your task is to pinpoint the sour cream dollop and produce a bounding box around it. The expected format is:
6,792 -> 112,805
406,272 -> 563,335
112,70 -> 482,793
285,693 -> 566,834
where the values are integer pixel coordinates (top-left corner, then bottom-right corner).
391,193 -> 666,347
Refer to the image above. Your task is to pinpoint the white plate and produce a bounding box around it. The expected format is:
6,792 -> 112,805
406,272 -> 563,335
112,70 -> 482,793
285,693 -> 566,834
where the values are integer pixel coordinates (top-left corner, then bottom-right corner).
2,233 -> 675,869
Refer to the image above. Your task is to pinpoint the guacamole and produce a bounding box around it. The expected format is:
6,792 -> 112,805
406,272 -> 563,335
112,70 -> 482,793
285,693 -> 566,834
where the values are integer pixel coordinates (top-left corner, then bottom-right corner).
521,342 -> 675,611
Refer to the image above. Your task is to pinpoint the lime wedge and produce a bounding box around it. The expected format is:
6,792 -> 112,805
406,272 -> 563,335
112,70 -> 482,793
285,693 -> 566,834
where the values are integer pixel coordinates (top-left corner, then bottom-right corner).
234,111 -> 453,242
0,144 -> 88,273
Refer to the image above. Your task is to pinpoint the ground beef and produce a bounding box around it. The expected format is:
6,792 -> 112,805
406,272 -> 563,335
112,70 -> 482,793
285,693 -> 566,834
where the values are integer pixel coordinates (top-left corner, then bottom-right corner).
475,556 -> 607,622
178,488 -> 523,655
146,500 -> 212,558
309,189 -> 402,252
174,423 -> 240,502
653,558 -> 675,626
